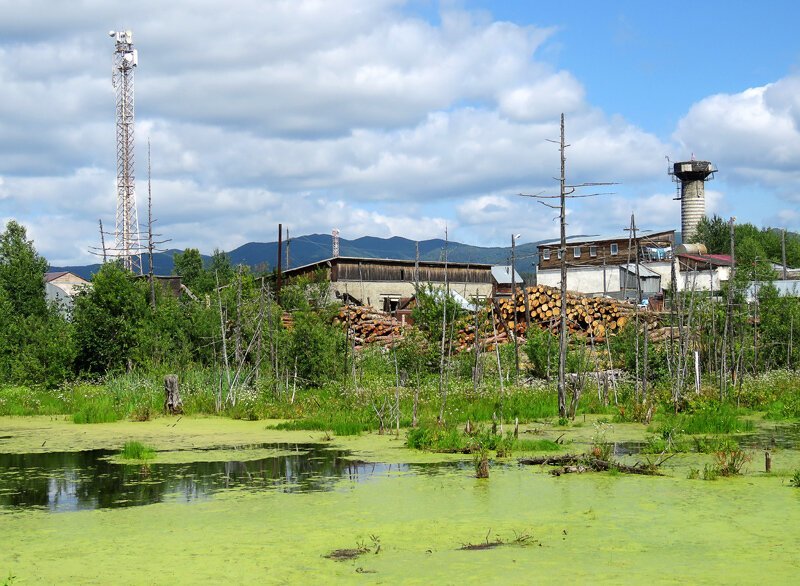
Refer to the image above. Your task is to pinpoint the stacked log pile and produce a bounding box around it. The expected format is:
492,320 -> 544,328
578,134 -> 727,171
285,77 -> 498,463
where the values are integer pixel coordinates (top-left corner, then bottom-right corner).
457,286 -> 657,351
496,285 -> 637,341
334,305 -> 405,349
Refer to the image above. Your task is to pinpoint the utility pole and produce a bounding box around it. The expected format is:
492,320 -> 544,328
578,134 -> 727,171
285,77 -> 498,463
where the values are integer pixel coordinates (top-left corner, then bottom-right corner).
722,217 -> 736,400
277,224 -> 283,298
285,228 -> 290,270
511,233 -> 520,379
414,241 -> 420,292
98,219 -> 107,263
438,226 -> 450,422
782,228 -> 788,280
557,114 -> 569,418
519,113 -> 617,419
147,140 -> 156,309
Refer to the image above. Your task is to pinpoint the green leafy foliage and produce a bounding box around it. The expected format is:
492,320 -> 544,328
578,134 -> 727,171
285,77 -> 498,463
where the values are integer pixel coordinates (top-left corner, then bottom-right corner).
0,220 -> 48,318
72,263 -> 149,373
410,284 -> 467,353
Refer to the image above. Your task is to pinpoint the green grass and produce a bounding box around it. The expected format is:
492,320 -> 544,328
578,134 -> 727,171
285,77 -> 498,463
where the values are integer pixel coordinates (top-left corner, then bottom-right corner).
72,399 -> 120,424
406,425 -> 469,452
271,418 -> 371,436
120,441 -> 156,460
651,403 -> 754,435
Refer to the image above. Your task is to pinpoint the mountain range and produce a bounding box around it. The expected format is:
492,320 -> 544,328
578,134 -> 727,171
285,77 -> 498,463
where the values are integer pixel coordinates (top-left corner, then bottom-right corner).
50,234 -> 547,280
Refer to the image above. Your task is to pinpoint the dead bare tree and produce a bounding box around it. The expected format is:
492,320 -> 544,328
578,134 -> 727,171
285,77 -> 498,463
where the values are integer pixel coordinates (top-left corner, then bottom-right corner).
519,113 -> 617,418
438,227 -> 450,423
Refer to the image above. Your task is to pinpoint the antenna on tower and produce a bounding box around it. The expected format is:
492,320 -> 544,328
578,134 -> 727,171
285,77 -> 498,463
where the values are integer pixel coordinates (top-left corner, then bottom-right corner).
332,228 -> 340,258
109,29 -> 143,273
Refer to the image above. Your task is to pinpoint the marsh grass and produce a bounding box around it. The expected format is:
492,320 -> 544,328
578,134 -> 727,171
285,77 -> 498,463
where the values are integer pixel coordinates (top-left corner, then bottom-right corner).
272,418 -> 370,436
120,441 -> 155,460
72,397 -> 120,424
652,403 -> 754,435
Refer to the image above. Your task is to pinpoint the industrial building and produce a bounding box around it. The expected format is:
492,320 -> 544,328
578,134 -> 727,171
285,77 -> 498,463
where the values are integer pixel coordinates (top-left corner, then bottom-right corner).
281,256 -> 499,311
45,271 -> 90,311
535,231 -> 675,299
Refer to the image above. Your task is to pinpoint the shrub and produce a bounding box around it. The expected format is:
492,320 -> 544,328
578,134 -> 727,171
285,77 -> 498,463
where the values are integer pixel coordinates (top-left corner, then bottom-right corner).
713,450 -> 750,477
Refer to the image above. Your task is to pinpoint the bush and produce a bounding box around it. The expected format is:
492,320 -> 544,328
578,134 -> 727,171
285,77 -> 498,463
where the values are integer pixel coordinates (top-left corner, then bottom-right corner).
287,309 -> 344,388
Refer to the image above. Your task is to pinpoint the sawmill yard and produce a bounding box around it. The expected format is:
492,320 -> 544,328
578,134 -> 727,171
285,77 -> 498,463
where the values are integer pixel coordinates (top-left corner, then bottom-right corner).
4,251 -> 800,583
3,215 -> 800,584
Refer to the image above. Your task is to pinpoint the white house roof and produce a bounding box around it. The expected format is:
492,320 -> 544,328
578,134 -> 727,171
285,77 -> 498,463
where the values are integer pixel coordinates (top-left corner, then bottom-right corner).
491,265 -> 523,285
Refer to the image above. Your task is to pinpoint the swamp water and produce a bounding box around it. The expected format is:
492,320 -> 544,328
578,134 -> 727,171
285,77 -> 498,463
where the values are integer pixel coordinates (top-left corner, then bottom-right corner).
1,417 -> 800,584
0,445 -> 409,512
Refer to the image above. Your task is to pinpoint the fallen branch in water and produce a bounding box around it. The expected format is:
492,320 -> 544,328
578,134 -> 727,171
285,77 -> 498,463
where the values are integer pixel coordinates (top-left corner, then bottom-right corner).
518,454 -> 662,476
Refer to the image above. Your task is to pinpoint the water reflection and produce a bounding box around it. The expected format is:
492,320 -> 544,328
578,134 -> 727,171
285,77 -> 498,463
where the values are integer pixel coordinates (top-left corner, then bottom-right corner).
0,444 -> 407,512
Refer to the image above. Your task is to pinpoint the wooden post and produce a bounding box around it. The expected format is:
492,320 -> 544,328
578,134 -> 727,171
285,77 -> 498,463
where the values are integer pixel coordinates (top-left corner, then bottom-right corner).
164,374 -> 183,415
765,451 -> 771,473
276,223 -> 283,298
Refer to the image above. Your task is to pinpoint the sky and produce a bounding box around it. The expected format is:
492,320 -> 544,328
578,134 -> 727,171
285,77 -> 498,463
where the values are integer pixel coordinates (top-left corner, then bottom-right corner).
1,0 -> 800,265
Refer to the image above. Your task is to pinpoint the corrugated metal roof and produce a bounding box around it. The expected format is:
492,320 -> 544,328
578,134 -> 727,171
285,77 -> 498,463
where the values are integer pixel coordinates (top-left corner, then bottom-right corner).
491,265 -> 523,285
44,271 -> 69,282
282,256 -> 492,277
677,253 -> 733,266
619,263 -> 660,278
537,230 -> 674,248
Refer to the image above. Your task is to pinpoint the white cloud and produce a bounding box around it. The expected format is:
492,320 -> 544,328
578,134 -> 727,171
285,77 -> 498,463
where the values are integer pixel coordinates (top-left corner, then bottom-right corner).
0,0 -> 675,264
674,75 -> 800,199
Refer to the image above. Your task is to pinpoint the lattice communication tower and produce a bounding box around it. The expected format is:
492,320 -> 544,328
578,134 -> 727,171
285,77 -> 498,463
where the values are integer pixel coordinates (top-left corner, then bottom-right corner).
110,29 -> 142,273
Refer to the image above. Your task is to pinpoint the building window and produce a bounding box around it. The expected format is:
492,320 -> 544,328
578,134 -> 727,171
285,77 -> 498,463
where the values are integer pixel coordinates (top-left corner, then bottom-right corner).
382,296 -> 400,312
610,243 -> 619,256
542,249 -> 551,261
590,246 -> 597,257
573,246 -> 581,258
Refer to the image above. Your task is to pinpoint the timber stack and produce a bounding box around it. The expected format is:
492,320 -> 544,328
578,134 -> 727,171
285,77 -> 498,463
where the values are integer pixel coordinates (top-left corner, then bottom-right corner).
457,285 -> 650,351
495,285 -> 638,341
334,305 -> 405,349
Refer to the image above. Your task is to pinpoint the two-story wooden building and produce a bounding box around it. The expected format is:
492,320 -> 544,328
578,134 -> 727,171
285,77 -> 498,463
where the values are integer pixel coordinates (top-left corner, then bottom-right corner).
535,230 -> 676,298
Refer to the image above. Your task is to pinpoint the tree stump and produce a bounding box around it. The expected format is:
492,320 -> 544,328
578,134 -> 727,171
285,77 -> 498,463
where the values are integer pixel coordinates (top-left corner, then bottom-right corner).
164,374 -> 183,415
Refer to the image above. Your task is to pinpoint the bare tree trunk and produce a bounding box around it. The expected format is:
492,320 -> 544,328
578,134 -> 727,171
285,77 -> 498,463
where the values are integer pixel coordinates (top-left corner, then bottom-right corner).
557,113 -> 568,419
234,267 -> 244,367
216,271 -> 232,402
164,374 -> 183,415
491,305 -> 505,397
473,289 -> 481,395
438,227 -> 449,423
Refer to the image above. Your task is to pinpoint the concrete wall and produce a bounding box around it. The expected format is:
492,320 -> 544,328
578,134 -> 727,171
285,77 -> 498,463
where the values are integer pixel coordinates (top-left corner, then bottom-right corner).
536,265 -> 620,295
46,282 -> 75,312
332,280 -> 493,310
536,260 -> 728,296
678,265 -> 729,293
